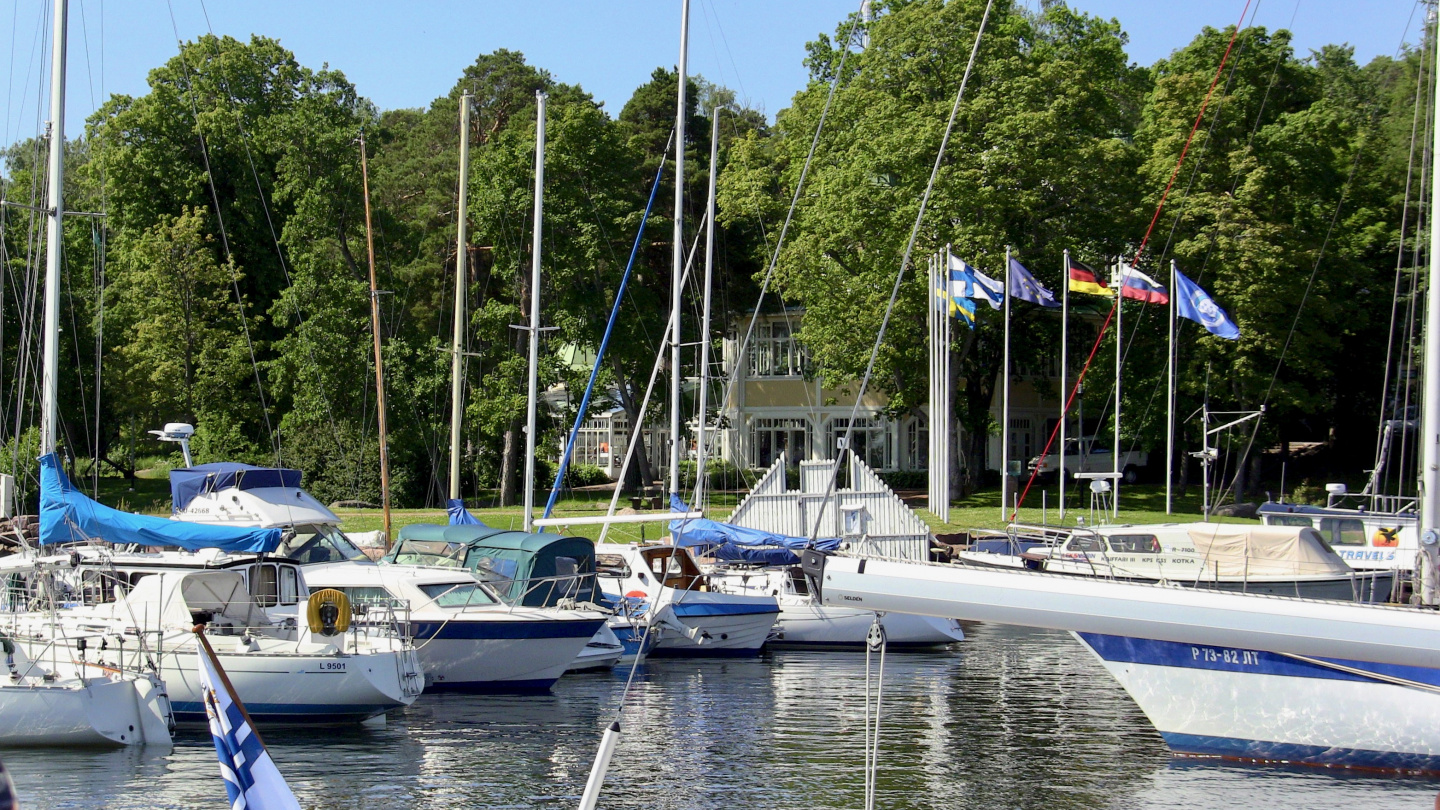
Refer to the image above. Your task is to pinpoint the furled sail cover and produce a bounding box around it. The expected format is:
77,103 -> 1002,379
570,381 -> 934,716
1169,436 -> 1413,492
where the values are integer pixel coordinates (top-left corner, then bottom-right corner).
447,499 -> 484,526
40,454 -> 283,552
669,495 -> 839,564
169,462 -> 303,513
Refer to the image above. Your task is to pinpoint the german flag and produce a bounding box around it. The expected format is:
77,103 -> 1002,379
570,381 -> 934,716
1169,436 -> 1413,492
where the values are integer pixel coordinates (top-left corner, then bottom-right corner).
1067,257 -> 1114,297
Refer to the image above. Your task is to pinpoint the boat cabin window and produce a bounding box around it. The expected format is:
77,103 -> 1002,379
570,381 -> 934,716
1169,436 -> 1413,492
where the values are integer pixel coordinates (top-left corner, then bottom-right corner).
639,547 -> 705,591
391,539 -> 468,568
595,554 -> 631,578
417,582 -> 498,608
1107,534 -> 1160,554
468,555 -> 518,584
554,556 -> 585,600
788,566 -> 810,596
1268,515 -> 1314,528
1064,536 -> 1104,553
248,563 -> 300,607
275,525 -> 369,565
334,586 -> 402,609
1319,517 -> 1367,546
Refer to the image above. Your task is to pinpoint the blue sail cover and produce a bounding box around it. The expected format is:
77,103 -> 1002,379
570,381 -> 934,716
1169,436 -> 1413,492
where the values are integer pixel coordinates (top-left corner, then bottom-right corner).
169,463 -> 303,513
447,499 -> 484,526
669,496 -> 840,565
40,454 -> 283,552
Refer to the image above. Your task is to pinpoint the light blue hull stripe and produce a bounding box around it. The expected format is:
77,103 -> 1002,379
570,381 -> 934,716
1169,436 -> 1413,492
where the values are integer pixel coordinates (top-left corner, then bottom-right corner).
670,602 -> 779,618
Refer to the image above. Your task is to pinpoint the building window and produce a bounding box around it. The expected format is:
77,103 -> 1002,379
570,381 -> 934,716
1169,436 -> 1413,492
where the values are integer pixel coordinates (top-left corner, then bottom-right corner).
906,416 -> 929,471
1008,418 -> 1033,461
828,416 -> 893,470
573,414 -> 627,468
747,321 -> 808,378
751,418 -> 810,468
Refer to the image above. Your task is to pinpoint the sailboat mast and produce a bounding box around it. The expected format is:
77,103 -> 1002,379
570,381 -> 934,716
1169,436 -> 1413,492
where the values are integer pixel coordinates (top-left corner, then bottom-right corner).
449,93 -> 473,502
693,106 -> 719,507
523,91 -> 547,533
1420,10 -> 1440,598
40,0 -> 68,455
669,0 -> 690,498
359,131 -> 392,548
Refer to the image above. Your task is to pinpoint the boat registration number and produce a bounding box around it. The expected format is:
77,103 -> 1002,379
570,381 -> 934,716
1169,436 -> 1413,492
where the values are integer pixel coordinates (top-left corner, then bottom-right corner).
317,662 -> 347,672
1192,646 -> 1260,666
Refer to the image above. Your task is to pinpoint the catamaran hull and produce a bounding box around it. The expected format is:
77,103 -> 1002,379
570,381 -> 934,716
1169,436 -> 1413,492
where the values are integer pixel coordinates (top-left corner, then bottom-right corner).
156,649 -> 423,725
650,606 -> 780,657
410,617 -> 604,691
1076,632 -> 1440,771
769,606 -> 965,649
0,676 -> 172,747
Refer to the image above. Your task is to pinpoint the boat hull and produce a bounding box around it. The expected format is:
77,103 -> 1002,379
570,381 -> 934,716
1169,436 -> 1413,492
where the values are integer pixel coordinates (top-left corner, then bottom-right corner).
650,602 -> 780,657
0,676 -> 172,747
769,606 -> 965,649
410,617 -> 604,691
1077,632 -> 1440,771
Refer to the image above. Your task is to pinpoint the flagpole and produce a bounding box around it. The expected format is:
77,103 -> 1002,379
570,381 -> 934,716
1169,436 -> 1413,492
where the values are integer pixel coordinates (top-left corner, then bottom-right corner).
193,626 -> 268,749
1114,261 -> 1122,519
1167,258 -> 1176,515
1060,250 -> 1069,522
942,244 -> 952,524
928,252 -> 937,514
1002,246 -> 1011,522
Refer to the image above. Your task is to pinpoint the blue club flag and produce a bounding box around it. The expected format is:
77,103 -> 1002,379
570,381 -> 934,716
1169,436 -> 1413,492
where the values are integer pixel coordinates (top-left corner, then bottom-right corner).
198,635 -> 302,810
948,254 -> 1004,310
1007,257 -> 1061,308
1174,268 -> 1240,339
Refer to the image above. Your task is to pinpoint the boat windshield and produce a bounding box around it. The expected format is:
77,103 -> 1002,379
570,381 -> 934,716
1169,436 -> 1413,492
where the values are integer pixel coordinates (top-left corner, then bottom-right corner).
417,582 -> 498,608
275,524 -> 369,564
391,539 -> 468,568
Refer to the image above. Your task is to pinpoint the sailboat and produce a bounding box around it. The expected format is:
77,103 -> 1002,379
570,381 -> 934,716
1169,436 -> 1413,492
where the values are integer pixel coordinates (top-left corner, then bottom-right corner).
0,0 -> 176,748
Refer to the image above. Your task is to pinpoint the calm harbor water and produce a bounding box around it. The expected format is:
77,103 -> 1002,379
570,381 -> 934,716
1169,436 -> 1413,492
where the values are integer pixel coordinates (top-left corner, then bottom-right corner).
6,623 -> 1436,809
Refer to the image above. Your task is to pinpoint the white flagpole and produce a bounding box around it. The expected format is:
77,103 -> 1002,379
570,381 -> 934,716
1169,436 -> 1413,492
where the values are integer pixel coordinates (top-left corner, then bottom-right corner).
928,253 -> 937,513
1167,259 -> 1176,515
1060,250 -> 1069,522
942,245 -> 953,524
1002,246 -> 1011,521
1114,261 -> 1122,519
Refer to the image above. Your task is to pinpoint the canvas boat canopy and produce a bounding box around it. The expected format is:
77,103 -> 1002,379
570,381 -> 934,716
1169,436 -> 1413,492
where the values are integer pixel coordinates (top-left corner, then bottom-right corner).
390,523 -> 596,607
1181,524 -> 1352,578
169,463 -> 303,513
40,454 -> 282,553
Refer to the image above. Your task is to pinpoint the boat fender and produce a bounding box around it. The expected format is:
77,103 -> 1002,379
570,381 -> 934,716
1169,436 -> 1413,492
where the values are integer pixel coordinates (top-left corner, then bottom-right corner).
306,588 -> 352,636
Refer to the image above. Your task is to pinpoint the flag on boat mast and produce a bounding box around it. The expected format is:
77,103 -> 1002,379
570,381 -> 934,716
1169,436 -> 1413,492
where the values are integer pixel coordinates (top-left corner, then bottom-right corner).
196,629 -> 302,810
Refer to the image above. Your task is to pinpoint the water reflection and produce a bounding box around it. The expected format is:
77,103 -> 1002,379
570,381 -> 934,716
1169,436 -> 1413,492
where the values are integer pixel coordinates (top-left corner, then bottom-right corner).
5,624 -> 1435,809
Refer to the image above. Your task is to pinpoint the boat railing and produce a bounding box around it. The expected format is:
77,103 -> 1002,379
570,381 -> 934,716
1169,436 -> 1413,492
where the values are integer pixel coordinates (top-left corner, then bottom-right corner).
481,571 -> 601,613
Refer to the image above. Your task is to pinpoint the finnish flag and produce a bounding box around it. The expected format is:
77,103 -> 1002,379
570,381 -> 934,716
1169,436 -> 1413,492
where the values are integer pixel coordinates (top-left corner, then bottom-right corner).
199,642 -> 302,810
1174,268 -> 1240,340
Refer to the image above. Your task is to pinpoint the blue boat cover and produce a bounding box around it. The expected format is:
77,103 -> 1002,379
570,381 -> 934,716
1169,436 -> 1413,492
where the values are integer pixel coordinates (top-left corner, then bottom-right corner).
447,499 -> 484,526
40,454 -> 283,552
669,496 -> 840,561
169,462 -> 303,513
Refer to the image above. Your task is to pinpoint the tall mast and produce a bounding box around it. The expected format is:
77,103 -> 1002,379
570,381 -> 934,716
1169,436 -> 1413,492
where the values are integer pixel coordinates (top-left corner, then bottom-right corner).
1420,10 -> 1440,600
449,92 -> 473,502
693,105 -> 719,507
359,131 -> 392,548
669,0 -> 690,497
40,0 -> 68,455
523,91 -> 547,533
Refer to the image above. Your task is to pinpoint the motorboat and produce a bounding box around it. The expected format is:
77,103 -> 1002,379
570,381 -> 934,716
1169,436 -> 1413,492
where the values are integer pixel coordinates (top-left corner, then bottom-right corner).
302,559 -> 606,692
1257,499 -> 1417,591
958,522 -> 1393,602
170,463 -> 617,682
709,565 -> 965,649
594,543 -> 780,657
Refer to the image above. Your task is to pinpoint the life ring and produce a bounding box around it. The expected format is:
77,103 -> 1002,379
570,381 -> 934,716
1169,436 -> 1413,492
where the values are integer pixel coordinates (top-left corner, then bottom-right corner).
624,590 -> 648,599
306,589 -> 352,636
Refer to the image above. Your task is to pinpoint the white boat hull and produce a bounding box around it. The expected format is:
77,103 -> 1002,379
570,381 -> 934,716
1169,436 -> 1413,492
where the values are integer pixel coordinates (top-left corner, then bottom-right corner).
0,676 -> 172,747
769,605 -> 965,649
568,624 -> 624,673
650,604 -> 779,657
1077,632 -> 1440,770
409,616 -> 604,690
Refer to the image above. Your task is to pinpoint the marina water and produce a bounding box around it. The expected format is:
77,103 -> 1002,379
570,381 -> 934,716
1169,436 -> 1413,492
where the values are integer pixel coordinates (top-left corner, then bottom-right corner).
7,624 -> 1433,809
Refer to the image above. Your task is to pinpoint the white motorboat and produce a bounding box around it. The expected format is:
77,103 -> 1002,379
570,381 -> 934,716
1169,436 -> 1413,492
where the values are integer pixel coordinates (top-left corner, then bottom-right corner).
957,522 -> 1394,602
594,543 -> 780,657
567,623 -> 626,673
0,630 -> 173,747
710,565 -> 965,649
302,560 -> 606,691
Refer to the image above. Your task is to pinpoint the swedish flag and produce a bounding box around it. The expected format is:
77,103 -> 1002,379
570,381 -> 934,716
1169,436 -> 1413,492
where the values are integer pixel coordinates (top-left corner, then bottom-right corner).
935,275 -> 976,328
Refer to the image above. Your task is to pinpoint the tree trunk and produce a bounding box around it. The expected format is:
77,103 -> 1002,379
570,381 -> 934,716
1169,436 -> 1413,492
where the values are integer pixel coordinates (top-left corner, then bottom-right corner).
498,419 -> 522,507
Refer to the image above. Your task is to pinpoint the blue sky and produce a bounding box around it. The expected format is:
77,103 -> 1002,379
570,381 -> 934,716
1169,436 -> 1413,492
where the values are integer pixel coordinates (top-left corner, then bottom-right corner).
0,0 -> 1428,150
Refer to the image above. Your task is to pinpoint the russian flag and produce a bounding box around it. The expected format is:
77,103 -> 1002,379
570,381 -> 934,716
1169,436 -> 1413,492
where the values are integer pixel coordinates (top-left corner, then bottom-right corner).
1118,264 -> 1169,304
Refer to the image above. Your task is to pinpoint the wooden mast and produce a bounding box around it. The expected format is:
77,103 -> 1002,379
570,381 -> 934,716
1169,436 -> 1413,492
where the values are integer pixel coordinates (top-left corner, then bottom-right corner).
359,131 -> 392,548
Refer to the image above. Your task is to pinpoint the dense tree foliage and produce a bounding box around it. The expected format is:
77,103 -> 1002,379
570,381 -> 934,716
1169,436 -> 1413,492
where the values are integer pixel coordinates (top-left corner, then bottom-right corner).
0,1 -> 1428,507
